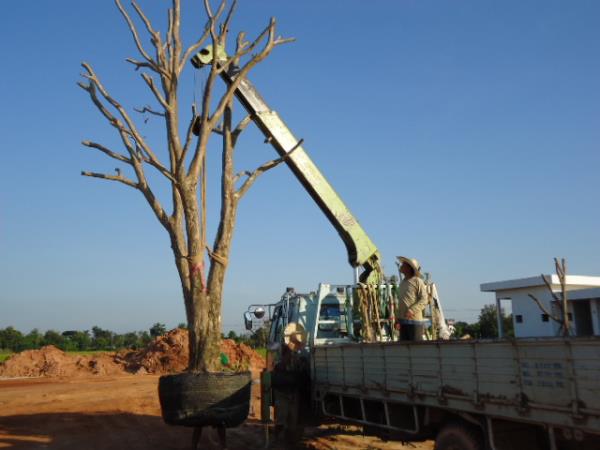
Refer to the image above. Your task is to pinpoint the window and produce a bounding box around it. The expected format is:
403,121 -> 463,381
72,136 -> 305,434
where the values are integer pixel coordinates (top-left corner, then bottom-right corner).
541,314 -> 549,322
269,306 -> 284,344
515,315 -> 523,323
317,298 -> 348,339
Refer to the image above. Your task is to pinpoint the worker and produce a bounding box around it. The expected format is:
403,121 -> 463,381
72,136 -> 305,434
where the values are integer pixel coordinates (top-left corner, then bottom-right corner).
396,256 -> 429,341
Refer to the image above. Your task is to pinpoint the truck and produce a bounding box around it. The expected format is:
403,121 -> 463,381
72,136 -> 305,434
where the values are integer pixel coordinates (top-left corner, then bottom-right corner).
246,287 -> 600,450
192,45 -> 600,450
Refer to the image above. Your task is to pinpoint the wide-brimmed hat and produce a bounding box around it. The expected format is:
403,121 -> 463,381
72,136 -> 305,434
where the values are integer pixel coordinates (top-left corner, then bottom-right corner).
283,322 -> 307,351
397,256 -> 421,276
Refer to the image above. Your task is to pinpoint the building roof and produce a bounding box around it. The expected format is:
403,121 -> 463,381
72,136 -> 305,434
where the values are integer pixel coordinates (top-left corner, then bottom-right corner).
480,275 -> 600,293
567,287 -> 600,300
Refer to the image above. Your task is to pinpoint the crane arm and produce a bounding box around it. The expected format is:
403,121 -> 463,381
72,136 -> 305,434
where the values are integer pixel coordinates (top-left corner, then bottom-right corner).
192,47 -> 381,283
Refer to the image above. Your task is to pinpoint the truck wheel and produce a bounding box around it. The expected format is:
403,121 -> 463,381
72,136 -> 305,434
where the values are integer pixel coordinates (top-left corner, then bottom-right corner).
435,423 -> 483,450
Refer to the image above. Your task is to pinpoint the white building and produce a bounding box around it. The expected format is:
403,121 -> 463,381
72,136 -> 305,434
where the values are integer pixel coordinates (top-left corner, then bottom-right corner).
480,275 -> 600,338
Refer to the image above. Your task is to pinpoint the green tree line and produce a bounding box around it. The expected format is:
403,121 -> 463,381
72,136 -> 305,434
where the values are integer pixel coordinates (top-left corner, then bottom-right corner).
223,328 -> 268,349
0,322 -> 182,353
0,322 -> 267,354
452,304 -> 514,339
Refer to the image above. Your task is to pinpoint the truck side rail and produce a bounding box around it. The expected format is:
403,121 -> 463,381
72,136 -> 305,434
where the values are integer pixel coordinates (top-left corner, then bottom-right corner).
312,337 -> 600,434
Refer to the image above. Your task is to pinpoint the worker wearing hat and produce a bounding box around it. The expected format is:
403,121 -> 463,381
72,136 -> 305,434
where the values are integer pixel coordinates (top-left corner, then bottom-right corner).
396,256 -> 429,341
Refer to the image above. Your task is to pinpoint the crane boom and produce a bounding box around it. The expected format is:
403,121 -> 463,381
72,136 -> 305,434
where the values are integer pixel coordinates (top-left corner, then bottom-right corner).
192,46 -> 381,282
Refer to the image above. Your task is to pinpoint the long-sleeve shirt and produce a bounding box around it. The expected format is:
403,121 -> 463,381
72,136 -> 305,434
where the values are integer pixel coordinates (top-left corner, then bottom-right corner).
396,276 -> 429,321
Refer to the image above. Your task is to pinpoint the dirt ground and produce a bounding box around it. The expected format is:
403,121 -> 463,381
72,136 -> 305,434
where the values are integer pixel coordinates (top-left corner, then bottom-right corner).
0,333 -> 433,449
0,375 -> 434,450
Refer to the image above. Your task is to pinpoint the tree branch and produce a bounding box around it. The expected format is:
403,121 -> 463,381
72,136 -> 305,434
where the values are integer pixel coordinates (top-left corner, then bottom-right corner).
80,63 -> 168,178
140,156 -> 178,184
79,66 -> 178,188
115,0 -> 162,75
81,170 -> 138,189
206,244 -> 228,265
125,58 -> 155,71
219,0 -> 237,47
130,0 -> 169,72
134,105 -> 166,117
203,0 -> 223,44
187,63 -> 218,178
208,18 -> 294,128
166,7 -> 175,71
233,170 -> 251,183
232,114 -> 252,147
138,179 -> 172,231
140,73 -> 170,111
78,81 -> 129,135
527,294 -> 563,323
180,105 -> 198,169
236,139 -> 303,198
541,274 -> 561,303
179,7 -> 221,77
82,140 -> 132,163
531,262 -> 571,337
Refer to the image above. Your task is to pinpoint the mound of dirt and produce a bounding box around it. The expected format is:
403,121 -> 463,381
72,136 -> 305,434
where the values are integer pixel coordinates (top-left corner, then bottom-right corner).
0,345 -> 124,378
220,339 -> 265,372
117,328 -> 189,374
119,328 -> 265,375
0,329 -> 265,378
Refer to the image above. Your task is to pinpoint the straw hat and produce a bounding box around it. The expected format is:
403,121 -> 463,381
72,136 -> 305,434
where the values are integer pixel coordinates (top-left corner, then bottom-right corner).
397,256 -> 421,276
283,322 -> 307,351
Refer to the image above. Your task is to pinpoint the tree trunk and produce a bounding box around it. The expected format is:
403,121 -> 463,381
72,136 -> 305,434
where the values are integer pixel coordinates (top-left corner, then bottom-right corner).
185,288 -> 220,372
182,101 -> 239,373
178,203 -> 237,372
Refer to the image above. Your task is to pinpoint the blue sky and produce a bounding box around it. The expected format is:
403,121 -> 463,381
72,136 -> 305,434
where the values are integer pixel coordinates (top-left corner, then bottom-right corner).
1,1 -> 599,334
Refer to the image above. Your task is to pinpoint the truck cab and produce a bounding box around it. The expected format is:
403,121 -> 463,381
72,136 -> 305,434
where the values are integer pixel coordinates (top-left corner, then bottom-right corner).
245,284 -> 355,354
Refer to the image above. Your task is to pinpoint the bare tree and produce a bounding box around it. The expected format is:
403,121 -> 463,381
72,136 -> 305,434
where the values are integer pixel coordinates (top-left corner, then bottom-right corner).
79,0 -> 292,372
528,258 -> 571,337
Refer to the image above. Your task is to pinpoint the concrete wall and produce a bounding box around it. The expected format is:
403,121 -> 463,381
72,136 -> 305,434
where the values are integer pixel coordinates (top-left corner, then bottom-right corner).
505,286 -> 561,337
503,288 -> 600,338
484,277 -> 600,338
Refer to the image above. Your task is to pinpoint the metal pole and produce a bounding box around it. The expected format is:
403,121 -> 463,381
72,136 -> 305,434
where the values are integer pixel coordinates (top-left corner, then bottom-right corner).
496,297 -> 503,338
260,369 -> 271,448
560,259 -> 570,336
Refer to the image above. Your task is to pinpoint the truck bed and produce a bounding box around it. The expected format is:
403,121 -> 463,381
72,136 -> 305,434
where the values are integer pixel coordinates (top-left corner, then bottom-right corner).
312,337 -> 600,434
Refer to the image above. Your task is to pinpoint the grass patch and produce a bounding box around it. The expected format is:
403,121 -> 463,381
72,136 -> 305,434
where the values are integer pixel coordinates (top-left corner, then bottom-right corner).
0,351 -> 13,363
254,348 -> 267,359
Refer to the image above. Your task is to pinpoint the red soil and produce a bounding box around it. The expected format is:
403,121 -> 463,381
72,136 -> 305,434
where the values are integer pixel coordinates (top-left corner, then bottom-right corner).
0,330 -> 432,449
0,329 -> 265,378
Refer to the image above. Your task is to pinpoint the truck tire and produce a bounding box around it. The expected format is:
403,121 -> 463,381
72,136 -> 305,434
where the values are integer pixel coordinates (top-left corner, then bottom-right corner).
435,423 -> 483,450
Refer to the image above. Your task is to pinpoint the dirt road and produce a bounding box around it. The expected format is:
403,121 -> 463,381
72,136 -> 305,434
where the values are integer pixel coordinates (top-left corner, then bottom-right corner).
0,375 -> 433,450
